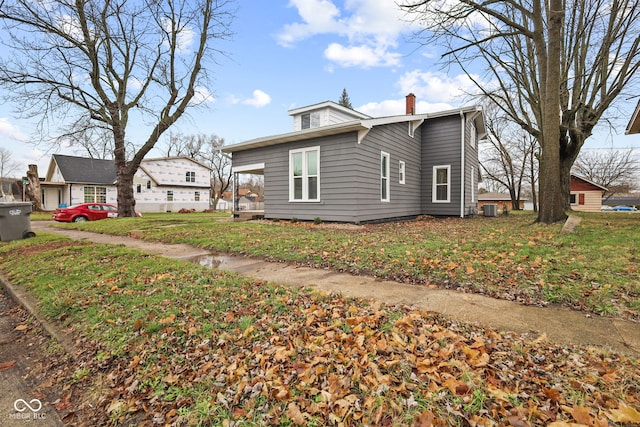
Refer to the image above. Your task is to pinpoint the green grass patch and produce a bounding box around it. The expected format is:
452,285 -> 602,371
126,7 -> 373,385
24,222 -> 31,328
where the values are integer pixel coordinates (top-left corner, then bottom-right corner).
45,211 -> 640,319
0,235 -> 638,425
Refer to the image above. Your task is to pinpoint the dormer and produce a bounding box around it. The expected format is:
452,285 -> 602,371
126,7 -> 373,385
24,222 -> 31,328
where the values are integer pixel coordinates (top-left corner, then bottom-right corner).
288,101 -> 371,131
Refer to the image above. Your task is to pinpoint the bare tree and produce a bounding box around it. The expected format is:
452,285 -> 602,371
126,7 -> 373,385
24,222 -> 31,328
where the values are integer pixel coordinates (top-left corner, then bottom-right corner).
0,147 -> 19,199
160,132 -> 232,210
480,103 -> 538,210
572,149 -> 639,200
0,0 -> 235,216
403,0 -> 640,223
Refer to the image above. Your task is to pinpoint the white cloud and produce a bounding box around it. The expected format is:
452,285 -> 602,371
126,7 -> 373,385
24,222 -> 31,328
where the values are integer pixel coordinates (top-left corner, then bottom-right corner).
356,70 -> 485,116
358,99 -> 454,117
0,118 -> 27,142
397,70 -> 480,103
324,42 -> 401,68
277,0 -> 410,68
241,90 -> 271,108
277,0 -> 343,47
190,86 -> 215,105
162,18 -> 195,54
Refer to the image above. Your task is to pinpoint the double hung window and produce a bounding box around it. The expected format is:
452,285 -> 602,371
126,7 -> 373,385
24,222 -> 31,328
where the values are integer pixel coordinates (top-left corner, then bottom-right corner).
290,147 -> 320,201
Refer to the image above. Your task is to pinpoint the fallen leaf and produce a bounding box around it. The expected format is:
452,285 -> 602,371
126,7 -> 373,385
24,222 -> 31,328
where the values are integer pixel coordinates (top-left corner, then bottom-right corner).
14,324 -> 28,331
606,404 -> 640,423
286,402 -> 306,426
0,360 -> 17,371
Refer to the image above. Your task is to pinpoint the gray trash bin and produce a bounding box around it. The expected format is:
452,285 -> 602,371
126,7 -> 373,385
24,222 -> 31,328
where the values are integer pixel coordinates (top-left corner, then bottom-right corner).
0,202 -> 37,242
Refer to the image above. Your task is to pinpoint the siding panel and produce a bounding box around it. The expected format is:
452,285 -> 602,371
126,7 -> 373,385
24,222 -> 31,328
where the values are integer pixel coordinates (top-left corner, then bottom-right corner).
421,115 -> 462,216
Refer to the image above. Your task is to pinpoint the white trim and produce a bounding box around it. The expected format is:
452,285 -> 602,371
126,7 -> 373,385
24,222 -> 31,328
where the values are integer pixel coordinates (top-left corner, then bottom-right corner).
399,160 -> 406,185
232,163 -> 265,173
471,166 -> 475,203
432,165 -> 451,203
381,151 -> 390,202
289,146 -> 320,202
460,111 -> 465,217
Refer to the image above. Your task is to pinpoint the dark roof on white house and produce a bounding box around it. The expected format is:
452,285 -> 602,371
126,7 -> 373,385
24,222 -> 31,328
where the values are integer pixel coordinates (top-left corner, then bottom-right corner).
52,154 -> 116,184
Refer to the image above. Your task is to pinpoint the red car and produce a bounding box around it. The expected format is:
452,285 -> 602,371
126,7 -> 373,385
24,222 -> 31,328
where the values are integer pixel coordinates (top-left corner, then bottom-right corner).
52,203 -> 138,222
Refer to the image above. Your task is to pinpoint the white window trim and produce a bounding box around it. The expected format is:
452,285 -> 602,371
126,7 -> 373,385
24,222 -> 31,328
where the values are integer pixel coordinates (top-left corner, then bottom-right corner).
289,146 -> 320,202
399,160 -> 406,185
381,151 -> 390,202
432,165 -> 451,203
471,166 -> 475,203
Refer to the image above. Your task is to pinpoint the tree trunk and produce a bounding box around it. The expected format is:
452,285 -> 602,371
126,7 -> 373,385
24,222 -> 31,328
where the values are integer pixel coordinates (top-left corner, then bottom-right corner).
536,0 -> 567,224
112,119 -> 138,217
25,165 -> 42,211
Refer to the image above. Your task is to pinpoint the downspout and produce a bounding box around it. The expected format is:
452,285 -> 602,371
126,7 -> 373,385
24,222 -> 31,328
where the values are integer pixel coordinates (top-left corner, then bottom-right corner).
460,111 -> 466,218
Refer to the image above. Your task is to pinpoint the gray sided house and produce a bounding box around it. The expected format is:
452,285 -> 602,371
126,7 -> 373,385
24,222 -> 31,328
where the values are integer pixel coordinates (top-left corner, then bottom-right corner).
224,95 -> 486,223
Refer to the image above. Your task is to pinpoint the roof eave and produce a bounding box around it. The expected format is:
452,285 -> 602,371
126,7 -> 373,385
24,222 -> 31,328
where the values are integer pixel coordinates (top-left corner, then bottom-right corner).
625,100 -> 640,134
223,122 -> 370,153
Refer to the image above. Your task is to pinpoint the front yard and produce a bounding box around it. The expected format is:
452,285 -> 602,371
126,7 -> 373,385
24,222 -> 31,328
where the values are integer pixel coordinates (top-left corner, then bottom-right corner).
1,211 -> 637,425
47,211 -> 640,320
1,232 -> 639,426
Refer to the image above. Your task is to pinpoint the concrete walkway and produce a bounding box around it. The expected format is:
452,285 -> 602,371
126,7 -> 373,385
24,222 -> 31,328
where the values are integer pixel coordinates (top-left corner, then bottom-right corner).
25,222 -> 640,357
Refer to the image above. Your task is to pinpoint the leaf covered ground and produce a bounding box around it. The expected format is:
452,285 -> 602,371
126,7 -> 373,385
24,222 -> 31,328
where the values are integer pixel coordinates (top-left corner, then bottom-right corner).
1,236 -> 639,426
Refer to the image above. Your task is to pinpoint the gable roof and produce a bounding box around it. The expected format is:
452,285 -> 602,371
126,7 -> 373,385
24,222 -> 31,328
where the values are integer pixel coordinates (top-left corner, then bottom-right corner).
571,174 -> 607,191
625,100 -> 640,134
49,154 -> 117,185
224,105 -> 485,153
288,101 -> 372,120
46,154 -> 212,185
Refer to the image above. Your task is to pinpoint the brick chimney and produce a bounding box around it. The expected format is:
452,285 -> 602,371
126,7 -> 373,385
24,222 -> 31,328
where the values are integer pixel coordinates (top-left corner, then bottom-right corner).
405,93 -> 416,115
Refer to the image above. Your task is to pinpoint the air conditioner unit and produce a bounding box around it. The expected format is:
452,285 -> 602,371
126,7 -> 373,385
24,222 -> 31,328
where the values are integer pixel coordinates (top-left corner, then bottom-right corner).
483,204 -> 498,217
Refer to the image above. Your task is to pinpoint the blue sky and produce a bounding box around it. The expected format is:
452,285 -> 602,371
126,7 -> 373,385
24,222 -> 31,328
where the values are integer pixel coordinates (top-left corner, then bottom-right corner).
1,0 -> 639,176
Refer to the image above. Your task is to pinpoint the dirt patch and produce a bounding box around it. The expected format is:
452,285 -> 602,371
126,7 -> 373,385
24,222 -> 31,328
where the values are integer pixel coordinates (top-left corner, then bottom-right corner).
0,289 -> 70,426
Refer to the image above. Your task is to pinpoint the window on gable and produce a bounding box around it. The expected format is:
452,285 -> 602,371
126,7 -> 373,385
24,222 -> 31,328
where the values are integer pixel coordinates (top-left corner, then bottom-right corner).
186,171 -> 195,182
381,152 -> 390,202
301,112 -> 320,130
399,160 -> 406,185
290,147 -> 320,201
146,180 -> 151,189
136,184 -> 142,193
433,165 -> 450,203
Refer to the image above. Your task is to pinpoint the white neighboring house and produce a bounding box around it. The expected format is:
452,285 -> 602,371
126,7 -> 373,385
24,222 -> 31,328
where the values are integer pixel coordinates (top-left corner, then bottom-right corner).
41,154 -> 212,212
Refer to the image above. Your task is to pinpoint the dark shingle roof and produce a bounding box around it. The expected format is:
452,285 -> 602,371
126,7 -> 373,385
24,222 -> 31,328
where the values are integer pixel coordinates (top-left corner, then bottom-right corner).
53,154 -> 116,184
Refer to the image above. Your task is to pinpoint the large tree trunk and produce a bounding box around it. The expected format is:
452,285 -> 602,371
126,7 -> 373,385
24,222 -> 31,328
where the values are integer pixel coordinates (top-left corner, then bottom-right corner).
536,0 -> 567,223
25,164 -> 42,211
112,121 -> 138,217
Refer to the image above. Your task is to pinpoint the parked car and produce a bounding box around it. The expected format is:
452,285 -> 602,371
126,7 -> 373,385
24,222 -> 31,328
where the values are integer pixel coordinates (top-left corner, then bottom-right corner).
612,205 -> 638,212
52,203 -> 141,222
600,205 -> 614,211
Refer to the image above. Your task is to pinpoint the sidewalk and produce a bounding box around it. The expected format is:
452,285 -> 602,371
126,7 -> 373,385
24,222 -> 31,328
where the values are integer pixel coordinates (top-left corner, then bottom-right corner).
27,222 -> 640,357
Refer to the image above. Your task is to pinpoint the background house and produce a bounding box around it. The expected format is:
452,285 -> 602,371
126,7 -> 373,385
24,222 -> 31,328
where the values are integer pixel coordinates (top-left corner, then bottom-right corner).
41,154 -> 212,212
569,175 -> 607,212
477,192 -> 526,211
224,94 -> 485,223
